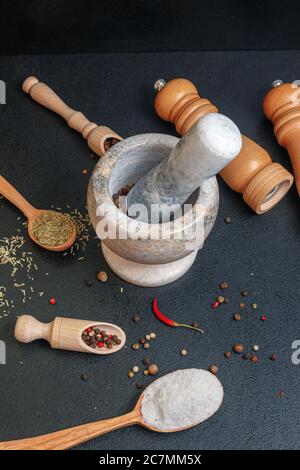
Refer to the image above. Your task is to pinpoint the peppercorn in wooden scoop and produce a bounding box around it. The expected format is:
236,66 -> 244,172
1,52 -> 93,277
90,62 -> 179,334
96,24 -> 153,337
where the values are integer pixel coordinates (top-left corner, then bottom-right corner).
0,176 -> 76,251
0,369 -> 223,450
14,315 -> 126,355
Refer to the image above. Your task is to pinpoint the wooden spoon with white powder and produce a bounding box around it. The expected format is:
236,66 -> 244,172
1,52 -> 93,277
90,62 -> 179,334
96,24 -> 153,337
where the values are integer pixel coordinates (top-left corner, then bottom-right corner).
0,369 -> 224,450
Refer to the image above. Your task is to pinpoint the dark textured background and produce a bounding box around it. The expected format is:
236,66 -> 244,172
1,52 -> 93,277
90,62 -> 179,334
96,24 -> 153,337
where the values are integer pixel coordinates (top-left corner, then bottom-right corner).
0,50 -> 299,450
1,0 -> 300,54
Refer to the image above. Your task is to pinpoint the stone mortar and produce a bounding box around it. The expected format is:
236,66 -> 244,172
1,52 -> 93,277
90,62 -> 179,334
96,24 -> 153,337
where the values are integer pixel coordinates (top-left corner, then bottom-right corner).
87,133 -> 219,287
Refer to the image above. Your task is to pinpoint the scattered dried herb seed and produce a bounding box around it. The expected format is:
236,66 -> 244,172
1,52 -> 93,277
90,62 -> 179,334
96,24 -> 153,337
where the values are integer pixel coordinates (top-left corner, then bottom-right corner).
269,354 -> 277,361
80,373 -> 88,381
242,353 -> 250,360
224,217 -> 231,224
234,313 -> 241,321
143,357 -> 151,365
224,351 -> 232,358
241,290 -> 249,297
251,355 -> 258,364
180,349 -> 187,356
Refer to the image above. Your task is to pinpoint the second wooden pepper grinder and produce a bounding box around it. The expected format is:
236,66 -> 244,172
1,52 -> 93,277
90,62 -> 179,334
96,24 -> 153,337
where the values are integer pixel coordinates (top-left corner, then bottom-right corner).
263,80 -> 300,197
154,78 -> 294,214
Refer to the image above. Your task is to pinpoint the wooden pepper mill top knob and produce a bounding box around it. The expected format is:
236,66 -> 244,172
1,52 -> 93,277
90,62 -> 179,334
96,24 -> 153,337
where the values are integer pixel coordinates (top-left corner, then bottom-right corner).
154,78 -> 294,214
154,78 -> 218,134
263,80 -> 300,196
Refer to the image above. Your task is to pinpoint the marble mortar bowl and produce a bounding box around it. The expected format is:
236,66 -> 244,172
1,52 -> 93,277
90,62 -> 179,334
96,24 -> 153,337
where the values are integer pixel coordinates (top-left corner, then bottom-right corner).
87,133 -> 219,287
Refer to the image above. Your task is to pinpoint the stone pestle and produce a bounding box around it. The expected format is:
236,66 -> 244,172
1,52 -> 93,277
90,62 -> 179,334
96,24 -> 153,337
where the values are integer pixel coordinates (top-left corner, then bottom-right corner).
127,113 -> 242,223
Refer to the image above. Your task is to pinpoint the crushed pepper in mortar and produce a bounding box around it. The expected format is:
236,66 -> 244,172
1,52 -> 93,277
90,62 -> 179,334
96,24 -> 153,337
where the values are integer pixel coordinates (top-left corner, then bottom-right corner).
32,211 -> 74,247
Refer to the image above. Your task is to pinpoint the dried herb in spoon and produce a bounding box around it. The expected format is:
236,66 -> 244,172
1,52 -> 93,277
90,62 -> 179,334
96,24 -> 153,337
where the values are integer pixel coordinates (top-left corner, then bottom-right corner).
152,298 -> 204,333
32,211 -> 74,247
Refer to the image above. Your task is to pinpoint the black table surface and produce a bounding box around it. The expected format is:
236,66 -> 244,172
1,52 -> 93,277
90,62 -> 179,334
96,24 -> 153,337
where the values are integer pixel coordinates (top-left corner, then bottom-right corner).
0,51 -> 299,450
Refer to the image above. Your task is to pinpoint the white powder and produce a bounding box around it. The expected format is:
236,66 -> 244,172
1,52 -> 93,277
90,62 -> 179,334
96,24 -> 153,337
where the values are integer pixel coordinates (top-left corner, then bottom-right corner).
141,368 -> 224,431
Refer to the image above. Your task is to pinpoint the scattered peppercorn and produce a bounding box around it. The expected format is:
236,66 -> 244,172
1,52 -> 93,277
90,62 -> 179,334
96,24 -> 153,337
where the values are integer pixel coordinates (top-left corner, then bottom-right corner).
251,303 -> 258,309
80,373 -> 88,381
143,343 -> 150,350
239,303 -> 245,309
217,296 -> 225,304
49,297 -> 56,305
132,343 -> 140,351
143,357 -> 151,366
136,383 -> 144,390
242,353 -> 250,360
241,290 -> 249,297
252,345 -> 259,351
209,365 -> 218,375
128,371 -> 135,379
132,314 -> 140,323
191,322 -> 199,329
145,334 -> 151,341
233,343 -> 244,354
251,355 -> 258,364
149,332 -> 156,339
261,316 -> 267,321
132,366 -> 139,373
85,280 -> 93,287
139,338 -> 146,345
224,351 -> 232,358
224,217 -> 231,224
220,281 -> 228,289
212,300 -> 220,309
269,354 -> 277,361
143,370 -> 149,376
148,364 -> 158,375
234,313 -> 241,321
278,391 -> 285,398
181,349 -> 188,356
97,271 -> 108,283
82,168 -> 88,175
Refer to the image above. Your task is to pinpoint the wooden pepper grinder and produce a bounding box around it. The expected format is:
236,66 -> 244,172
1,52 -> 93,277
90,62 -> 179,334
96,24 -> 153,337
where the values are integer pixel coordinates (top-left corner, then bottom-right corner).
15,315 -> 126,355
23,76 -> 122,157
263,80 -> 300,197
154,78 -> 294,213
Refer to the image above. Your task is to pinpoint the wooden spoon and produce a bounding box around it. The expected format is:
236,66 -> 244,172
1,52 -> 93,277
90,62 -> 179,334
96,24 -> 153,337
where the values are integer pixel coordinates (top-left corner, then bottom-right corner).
0,369 -> 223,450
0,176 -> 76,252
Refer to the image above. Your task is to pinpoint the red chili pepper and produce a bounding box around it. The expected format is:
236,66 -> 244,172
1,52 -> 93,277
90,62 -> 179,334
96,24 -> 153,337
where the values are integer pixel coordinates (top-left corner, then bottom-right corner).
97,341 -> 104,348
152,298 -> 204,333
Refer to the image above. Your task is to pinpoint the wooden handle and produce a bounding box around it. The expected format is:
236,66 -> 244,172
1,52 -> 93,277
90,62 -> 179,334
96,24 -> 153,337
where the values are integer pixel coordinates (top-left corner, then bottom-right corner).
0,411 -> 138,450
23,76 -> 123,157
14,315 -> 53,344
0,176 -> 36,219
23,76 -> 95,134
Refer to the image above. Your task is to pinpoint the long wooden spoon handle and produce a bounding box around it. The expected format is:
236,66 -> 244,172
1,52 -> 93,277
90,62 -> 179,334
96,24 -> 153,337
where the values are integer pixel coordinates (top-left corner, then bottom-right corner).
23,76 -> 92,133
0,411 -> 138,450
0,175 -> 36,219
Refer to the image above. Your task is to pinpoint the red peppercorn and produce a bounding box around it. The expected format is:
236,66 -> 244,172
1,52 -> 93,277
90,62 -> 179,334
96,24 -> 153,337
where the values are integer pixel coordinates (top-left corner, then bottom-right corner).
211,301 -> 220,309
86,327 -> 92,333
97,342 -> 104,348
49,297 -> 56,305
261,316 -> 267,321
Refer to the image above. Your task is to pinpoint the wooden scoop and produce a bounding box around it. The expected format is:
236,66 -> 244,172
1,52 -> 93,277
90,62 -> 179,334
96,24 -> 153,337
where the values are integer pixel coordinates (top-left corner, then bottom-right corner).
15,315 -> 126,355
0,176 -> 76,252
0,369 -> 223,450
22,76 -> 122,157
